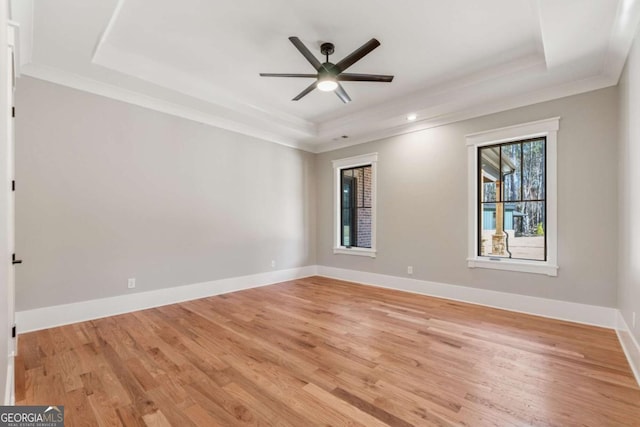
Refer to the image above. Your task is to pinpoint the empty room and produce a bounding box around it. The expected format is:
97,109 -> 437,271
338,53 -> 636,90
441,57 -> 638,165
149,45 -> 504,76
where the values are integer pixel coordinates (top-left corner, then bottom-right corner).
1,0 -> 640,426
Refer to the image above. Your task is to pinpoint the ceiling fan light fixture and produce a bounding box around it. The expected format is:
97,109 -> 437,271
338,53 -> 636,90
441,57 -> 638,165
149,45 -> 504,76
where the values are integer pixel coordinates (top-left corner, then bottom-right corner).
260,37 -> 393,102
317,77 -> 338,92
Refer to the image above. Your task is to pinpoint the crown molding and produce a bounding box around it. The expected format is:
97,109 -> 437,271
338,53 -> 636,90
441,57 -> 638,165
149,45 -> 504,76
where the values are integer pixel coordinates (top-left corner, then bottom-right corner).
20,63 -> 317,152
314,52 -> 547,132
20,61 -> 618,156
92,42 -> 316,137
311,73 -> 616,153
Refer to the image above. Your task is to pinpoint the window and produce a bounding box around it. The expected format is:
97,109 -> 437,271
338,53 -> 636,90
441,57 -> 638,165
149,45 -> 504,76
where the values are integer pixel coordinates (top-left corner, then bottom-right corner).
466,118 -> 559,276
479,138 -> 546,261
333,153 -> 377,257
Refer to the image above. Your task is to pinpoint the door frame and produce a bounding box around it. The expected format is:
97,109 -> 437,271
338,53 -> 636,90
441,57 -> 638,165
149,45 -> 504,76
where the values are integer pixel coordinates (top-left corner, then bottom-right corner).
3,15 -> 18,405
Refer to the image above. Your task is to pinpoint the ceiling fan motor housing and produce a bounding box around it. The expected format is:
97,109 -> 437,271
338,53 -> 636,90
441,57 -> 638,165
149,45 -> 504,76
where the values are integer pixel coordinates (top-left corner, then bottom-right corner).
319,63 -> 338,77
320,42 -> 335,56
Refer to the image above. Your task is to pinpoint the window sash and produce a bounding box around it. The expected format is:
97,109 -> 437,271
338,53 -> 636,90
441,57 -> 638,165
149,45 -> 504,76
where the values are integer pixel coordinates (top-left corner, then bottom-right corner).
340,165 -> 372,249
477,137 -> 547,262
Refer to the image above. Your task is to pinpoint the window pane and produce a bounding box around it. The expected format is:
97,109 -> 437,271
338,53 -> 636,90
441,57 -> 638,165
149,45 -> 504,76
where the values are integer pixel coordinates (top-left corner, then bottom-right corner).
342,208 -> 352,247
480,202 -> 501,257
479,146 -> 499,202
505,201 -> 545,261
357,208 -> 372,248
363,166 -> 372,208
501,143 -> 521,202
353,167 -> 364,208
341,172 -> 355,247
480,201 -> 545,261
342,179 -> 352,209
523,139 -> 545,200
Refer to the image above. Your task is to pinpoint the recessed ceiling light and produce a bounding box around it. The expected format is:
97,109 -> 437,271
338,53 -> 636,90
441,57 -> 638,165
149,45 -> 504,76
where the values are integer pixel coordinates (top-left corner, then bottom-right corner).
407,113 -> 417,121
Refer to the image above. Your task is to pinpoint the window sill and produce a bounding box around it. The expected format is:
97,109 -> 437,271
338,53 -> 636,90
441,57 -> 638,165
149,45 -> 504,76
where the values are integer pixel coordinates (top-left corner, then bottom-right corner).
334,247 -> 377,258
467,257 -> 558,276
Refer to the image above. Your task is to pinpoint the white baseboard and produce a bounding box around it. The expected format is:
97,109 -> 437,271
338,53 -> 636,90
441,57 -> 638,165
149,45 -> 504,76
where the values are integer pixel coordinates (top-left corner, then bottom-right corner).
16,265 -> 317,333
316,266 -> 617,328
616,310 -> 640,386
18,264 -> 615,333
13,265 -> 638,389
4,355 -> 14,405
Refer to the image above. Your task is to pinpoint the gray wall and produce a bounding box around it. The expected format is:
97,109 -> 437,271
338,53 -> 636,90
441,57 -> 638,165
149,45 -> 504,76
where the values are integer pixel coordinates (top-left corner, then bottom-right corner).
15,76 -> 621,312
618,29 -> 640,342
15,77 -> 316,310
316,87 -> 619,307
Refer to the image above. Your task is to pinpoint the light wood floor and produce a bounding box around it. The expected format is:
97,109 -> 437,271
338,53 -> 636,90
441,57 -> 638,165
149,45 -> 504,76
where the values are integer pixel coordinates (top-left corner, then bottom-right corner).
15,276 -> 640,426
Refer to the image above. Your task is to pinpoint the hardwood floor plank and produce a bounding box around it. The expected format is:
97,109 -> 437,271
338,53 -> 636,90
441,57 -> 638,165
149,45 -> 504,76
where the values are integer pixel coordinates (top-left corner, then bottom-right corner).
14,354 -> 25,401
331,387 -> 414,427
182,404 -> 227,427
18,332 -> 42,370
64,388 -> 101,427
221,380 -> 307,427
302,382 -> 393,427
141,411 -> 172,427
144,388 -> 198,427
115,405 -> 146,427
16,277 -> 640,426
56,349 -> 84,392
86,392 -> 123,427
182,382 -> 256,426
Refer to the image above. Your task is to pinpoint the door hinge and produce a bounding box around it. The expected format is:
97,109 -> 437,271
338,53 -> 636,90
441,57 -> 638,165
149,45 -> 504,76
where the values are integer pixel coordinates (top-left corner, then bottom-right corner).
12,253 -> 22,265
11,106 -> 15,118
11,325 -> 16,338
12,180 -> 15,191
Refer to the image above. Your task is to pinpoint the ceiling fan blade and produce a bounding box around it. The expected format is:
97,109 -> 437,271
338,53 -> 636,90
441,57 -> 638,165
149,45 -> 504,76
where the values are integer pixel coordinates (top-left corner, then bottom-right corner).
337,73 -> 394,82
289,37 -> 322,71
260,73 -> 318,78
292,81 -> 317,101
334,83 -> 351,104
335,38 -> 381,73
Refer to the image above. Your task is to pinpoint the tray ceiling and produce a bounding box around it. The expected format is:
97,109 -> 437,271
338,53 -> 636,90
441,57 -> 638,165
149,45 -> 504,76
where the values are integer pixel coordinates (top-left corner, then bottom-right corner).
10,0 -> 640,152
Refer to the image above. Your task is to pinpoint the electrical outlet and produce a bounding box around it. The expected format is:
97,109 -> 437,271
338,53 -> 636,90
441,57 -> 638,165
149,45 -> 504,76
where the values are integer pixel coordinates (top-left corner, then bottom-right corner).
271,260 -> 276,268
633,312 -> 637,329
407,266 -> 413,275
128,278 -> 136,289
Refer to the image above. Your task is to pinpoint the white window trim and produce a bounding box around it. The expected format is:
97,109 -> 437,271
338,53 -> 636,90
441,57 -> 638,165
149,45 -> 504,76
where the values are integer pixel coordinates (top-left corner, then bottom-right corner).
466,117 -> 559,276
333,153 -> 378,258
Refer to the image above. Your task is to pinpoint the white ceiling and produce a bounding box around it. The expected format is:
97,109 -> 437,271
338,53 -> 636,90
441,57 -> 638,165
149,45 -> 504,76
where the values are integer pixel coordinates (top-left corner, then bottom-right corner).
10,0 -> 640,152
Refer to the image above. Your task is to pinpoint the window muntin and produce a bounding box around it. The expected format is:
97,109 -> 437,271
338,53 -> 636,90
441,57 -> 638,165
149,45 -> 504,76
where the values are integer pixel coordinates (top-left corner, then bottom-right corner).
478,138 -> 546,262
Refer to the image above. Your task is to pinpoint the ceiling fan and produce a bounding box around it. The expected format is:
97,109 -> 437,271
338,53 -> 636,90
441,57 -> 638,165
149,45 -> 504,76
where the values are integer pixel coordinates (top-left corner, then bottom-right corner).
260,37 -> 394,103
